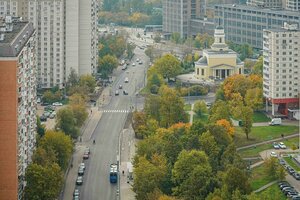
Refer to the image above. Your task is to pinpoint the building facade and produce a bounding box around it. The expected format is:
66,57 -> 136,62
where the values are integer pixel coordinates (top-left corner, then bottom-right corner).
286,0 -> 300,11
263,22 -> 300,116
0,17 -> 37,200
214,4 -> 300,49
162,0 -> 206,38
194,25 -> 244,80
1,0 -> 99,89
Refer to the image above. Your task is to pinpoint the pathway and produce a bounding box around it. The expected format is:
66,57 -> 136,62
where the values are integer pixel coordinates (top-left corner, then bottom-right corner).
254,181 -> 277,193
189,104 -> 195,124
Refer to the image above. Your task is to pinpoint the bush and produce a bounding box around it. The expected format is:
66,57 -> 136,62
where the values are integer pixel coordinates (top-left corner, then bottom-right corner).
189,85 -> 209,96
150,85 -> 160,94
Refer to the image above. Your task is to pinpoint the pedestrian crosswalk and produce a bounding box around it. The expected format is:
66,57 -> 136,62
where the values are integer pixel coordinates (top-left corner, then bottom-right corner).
101,110 -> 130,113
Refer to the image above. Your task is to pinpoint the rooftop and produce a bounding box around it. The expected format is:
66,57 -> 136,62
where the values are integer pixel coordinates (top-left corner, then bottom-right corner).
215,4 -> 300,17
0,18 -> 35,57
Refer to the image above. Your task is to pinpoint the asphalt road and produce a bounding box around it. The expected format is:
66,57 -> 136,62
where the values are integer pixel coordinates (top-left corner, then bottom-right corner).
79,45 -> 149,200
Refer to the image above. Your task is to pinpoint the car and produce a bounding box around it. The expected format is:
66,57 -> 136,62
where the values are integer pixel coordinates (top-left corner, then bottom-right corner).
122,65 -> 127,70
41,102 -> 50,106
132,63 -> 136,66
283,188 -> 296,195
76,176 -> 83,185
83,152 -> 89,160
139,61 -> 143,65
37,98 -> 41,103
43,111 -> 51,118
282,186 -> 294,191
45,105 -> 55,112
294,173 -> 300,180
270,151 -> 278,157
136,58 -> 139,62
49,111 -> 56,119
84,147 -> 90,155
123,90 -> 128,95
40,115 -> 47,122
119,85 -> 123,89
279,142 -> 287,149
73,196 -> 80,200
288,191 -> 299,198
273,142 -> 280,149
278,159 -> 286,165
288,168 -> 296,175
280,184 -> 291,190
73,189 -> 80,197
52,102 -> 63,106
79,163 -> 85,171
124,77 -> 129,83
115,90 -> 119,96
78,167 -> 84,175
292,195 -> 300,200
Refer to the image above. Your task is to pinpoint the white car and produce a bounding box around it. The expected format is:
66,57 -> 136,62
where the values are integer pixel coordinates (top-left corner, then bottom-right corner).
136,58 -> 139,62
270,151 -> 278,157
52,102 -> 63,106
132,63 -> 136,66
79,163 -> 85,171
76,176 -> 83,185
279,142 -> 287,149
124,77 -> 129,83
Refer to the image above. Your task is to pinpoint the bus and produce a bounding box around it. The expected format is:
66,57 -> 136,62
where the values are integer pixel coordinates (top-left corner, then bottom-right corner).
109,164 -> 118,183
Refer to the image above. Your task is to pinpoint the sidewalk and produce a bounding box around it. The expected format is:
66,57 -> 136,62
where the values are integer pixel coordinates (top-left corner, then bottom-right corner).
120,127 -> 136,200
254,180 -> 277,193
188,104 -> 195,124
62,86 -> 112,200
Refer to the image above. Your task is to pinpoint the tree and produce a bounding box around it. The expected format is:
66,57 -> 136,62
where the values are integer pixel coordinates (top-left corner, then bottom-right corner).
154,34 -> 161,43
132,111 -> 147,138
32,147 -> 57,166
147,73 -> 165,94
129,12 -> 150,26
252,56 -> 263,75
194,100 -> 208,117
216,119 -> 234,137
223,74 -> 252,100
67,68 -> 79,88
98,54 -> 118,79
25,163 -> 63,200
171,32 -> 181,44
209,100 -> 231,123
222,165 -> 251,195
158,86 -> 187,127
71,104 -> 88,127
240,106 -> 253,140
36,117 -> 46,138
56,107 -> 79,138
79,74 -> 96,93
133,155 -> 167,200
144,95 -> 161,122
153,54 -> 182,81
245,88 -> 263,111
172,150 -> 215,199
42,90 -> 55,103
265,158 -> 286,180
39,130 -> 73,170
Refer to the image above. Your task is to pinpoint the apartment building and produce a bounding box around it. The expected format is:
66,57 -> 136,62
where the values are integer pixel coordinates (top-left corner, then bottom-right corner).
247,0 -> 283,8
0,17 -> 37,200
162,0 -> 206,38
286,0 -> 300,11
263,22 -> 300,116
1,0 -> 99,89
214,4 -> 300,49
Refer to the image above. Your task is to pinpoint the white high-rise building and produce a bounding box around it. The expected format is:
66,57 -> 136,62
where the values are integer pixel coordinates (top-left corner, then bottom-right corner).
1,0 -> 99,88
263,22 -> 300,116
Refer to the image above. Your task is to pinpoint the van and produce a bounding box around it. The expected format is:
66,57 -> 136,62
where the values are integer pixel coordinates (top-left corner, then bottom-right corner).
269,118 -> 282,126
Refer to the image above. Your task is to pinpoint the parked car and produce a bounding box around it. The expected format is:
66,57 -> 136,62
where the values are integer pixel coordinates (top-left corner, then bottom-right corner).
78,167 -> 84,175
115,90 -> 119,96
83,152 -> 89,160
44,111 -> 51,118
279,159 -> 286,165
270,151 -> 278,157
288,191 -> 299,198
76,176 -> 83,185
288,168 -> 296,175
49,111 -> 56,119
41,102 -> 50,106
40,115 -> 47,122
279,142 -> 287,149
124,77 -> 129,83
293,173 -> 300,180
37,98 -> 41,103
283,188 -> 296,195
273,142 -> 280,149
73,196 -> 79,200
73,189 -> 80,197
139,61 -> 143,65
136,58 -> 139,62
119,85 -> 123,89
132,63 -> 136,66
52,102 -> 63,106
292,195 -> 300,200
79,163 -> 85,171
123,90 -> 128,95
85,147 -> 90,155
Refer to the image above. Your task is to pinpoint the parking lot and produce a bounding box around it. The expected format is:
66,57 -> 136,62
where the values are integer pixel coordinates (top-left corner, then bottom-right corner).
37,104 -> 64,130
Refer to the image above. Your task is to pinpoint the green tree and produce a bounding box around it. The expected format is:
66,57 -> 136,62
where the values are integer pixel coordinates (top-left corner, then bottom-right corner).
67,68 -> 79,88
32,147 -> 57,166
36,116 -> 46,138
240,106 -> 253,140
39,130 -> 73,170
154,34 -> 161,43
194,100 -> 208,117
172,150 -> 215,199
133,155 -> 167,200
98,54 -> 118,79
145,46 -> 155,61
208,100 -> 231,123
71,104 -> 88,127
153,54 -> 182,81
79,74 -> 96,93
25,163 -> 63,200
42,90 -> 55,103
171,32 -> 181,44
56,107 -> 79,138
252,56 -> 263,75
245,88 -> 263,111
159,86 -> 187,127
144,95 -> 161,122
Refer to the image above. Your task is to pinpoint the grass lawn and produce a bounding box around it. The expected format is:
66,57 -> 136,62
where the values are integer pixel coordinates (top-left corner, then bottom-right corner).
283,157 -> 300,172
253,111 -> 270,123
139,87 -> 150,95
238,137 -> 299,158
193,114 -> 208,123
257,184 -> 287,200
250,164 -> 276,191
234,126 -> 299,147
184,104 -> 192,111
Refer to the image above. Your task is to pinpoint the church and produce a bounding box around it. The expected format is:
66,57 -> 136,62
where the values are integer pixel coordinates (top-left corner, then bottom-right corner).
194,24 -> 244,80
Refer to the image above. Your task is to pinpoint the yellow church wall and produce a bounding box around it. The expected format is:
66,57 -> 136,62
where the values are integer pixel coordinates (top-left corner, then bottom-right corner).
207,57 -> 236,67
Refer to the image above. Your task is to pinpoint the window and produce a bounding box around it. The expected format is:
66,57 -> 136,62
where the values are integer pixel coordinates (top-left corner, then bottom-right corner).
201,69 -> 204,76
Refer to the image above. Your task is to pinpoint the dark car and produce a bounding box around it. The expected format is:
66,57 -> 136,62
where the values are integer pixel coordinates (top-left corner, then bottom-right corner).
41,102 -> 50,106
40,115 -> 47,122
123,90 -> 128,95
78,167 -> 84,175
293,173 -> 300,180
283,188 -> 296,195
288,191 -> 299,198
279,159 -> 286,165
289,168 -> 296,175
292,195 -> 300,200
